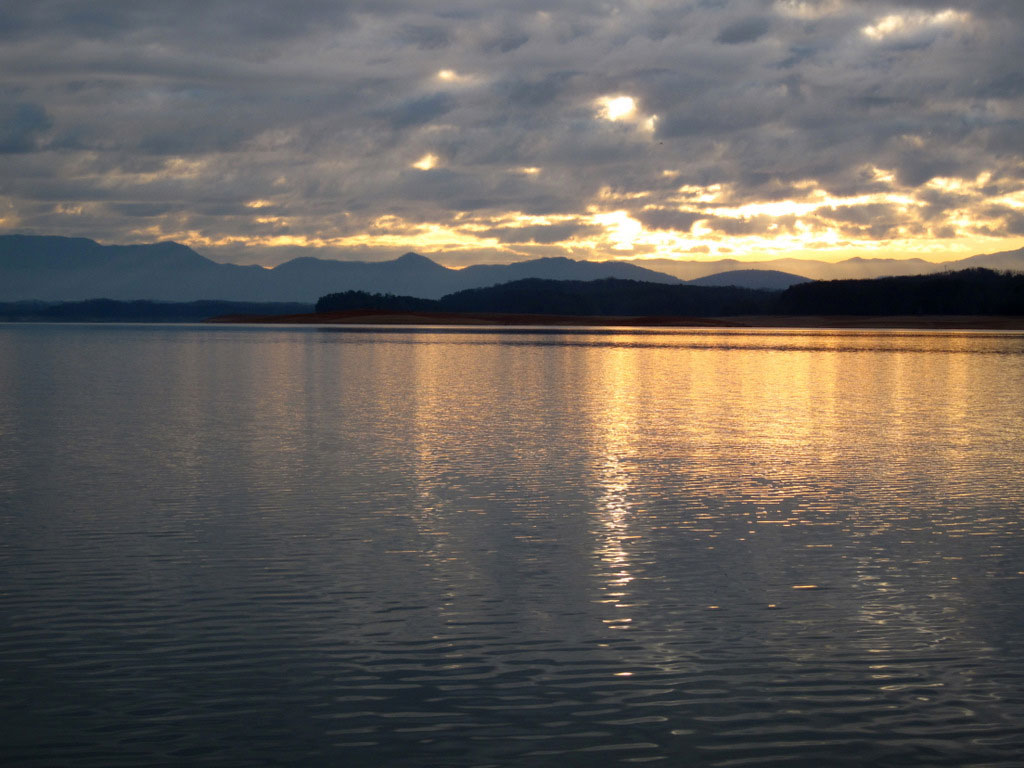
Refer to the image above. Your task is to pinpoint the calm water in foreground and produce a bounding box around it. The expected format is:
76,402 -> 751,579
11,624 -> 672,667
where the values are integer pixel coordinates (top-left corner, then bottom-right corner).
1,324 -> 1023,767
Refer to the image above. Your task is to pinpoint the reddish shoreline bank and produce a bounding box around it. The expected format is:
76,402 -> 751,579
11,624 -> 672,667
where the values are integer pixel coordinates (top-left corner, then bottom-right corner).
207,309 -> 1024,330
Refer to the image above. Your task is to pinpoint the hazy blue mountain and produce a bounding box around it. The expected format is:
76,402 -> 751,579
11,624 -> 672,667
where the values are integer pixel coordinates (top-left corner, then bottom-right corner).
626,256 -> 940,281
629,249 -> 1024,281
3,234 -> 1022,302
453,256 -> 682,290
0,236 -> 682,301
0,235 -> 270,301
687,269 -> 811,290
953,247 -> 1024,272
266,252 -> 457,299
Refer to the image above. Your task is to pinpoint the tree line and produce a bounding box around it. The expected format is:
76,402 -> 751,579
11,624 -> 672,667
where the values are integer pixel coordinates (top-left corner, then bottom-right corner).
0,299 -> 313,322
316,268 -> 1024,317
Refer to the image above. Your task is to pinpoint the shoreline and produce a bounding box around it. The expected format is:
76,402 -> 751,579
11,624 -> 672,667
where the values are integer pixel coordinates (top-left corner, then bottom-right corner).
207,309 -> 1024,330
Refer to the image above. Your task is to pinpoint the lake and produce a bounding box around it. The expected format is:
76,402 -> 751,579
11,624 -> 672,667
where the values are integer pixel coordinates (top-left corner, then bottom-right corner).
1,323 -> 1023,767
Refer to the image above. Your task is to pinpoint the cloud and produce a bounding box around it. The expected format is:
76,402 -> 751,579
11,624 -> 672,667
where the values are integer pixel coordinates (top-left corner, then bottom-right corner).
703,215 -> 800,237
0,101 -> 52,152
633,209 -> 703,233
385,92 -> 459,129
0,0 -> 1020,265
716,16 -> 772,45
813,203 -> 908,239
481,221 -> 600,244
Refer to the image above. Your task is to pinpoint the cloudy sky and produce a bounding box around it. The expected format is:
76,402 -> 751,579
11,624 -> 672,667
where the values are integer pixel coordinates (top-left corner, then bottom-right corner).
1,0 -> 1022,267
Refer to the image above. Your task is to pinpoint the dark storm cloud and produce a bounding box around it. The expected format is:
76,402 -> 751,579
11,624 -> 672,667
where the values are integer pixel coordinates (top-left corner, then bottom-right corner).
979,205 -> 1024,237
107,202 -> 182,217
398,23 -> 454,49
0,101 -> 52,152
479,29 -> 531,54
482,222 -> 601,244
814,204 -> 907,239
0,0 -> 1021,263
384,93 -> 459,129
816,204 -> 901,226
703,215 -> 799,236
716,16 -> 772,45
0,1 -> 372,47
1005,213 -> 1024,236
634,209 -> 703,233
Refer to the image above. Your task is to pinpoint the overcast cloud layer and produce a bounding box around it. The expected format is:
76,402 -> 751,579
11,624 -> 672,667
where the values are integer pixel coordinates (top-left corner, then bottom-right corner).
1,0 -> 1022,265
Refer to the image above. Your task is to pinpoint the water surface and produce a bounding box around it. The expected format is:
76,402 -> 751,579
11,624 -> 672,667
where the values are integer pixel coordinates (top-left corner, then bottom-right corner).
1,324 -> 1023,766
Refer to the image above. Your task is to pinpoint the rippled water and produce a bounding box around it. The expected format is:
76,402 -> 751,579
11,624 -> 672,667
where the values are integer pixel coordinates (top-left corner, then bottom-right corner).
1,324 -> 1023,767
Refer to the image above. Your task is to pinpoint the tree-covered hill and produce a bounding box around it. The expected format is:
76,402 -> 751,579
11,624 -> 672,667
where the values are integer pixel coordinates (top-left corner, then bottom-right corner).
317,279 -> 776,316
777,268 -> 1024,315
316,269 -> 1024,318
439,278 -> 776,316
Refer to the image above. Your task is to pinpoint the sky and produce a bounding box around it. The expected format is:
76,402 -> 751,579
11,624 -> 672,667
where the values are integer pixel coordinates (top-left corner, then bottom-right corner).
0,0 -> 1022,267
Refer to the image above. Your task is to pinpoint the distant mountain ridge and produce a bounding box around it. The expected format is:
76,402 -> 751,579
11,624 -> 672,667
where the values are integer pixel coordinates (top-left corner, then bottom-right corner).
687,269 -> 810,290
623,248 -> 1024,281
2,234 -> 1022,302
0,235 -> 681,302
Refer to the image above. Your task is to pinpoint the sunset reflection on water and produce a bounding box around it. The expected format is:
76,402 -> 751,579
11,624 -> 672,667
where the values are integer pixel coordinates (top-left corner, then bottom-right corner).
2,325 -> 1023,766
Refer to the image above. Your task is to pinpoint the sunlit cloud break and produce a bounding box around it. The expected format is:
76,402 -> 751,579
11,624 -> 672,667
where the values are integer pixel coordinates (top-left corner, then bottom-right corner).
412,154 -> 439,171
597,96 -> 638,122
862,9 -> 971,41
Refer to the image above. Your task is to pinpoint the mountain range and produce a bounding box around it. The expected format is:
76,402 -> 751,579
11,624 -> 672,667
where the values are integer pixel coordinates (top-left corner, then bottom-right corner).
0,235 -> 683,302
623,249 -> 1024,281
1,234 -> 1021,303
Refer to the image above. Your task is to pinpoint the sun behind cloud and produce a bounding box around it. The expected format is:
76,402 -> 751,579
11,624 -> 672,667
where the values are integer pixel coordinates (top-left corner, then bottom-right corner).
596,95 -> 637,122
412,153 -> 439,171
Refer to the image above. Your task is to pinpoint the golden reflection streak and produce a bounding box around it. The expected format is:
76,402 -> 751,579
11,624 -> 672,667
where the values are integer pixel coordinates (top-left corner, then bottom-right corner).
585,343 -> 646,631
405,339 -> 460,555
